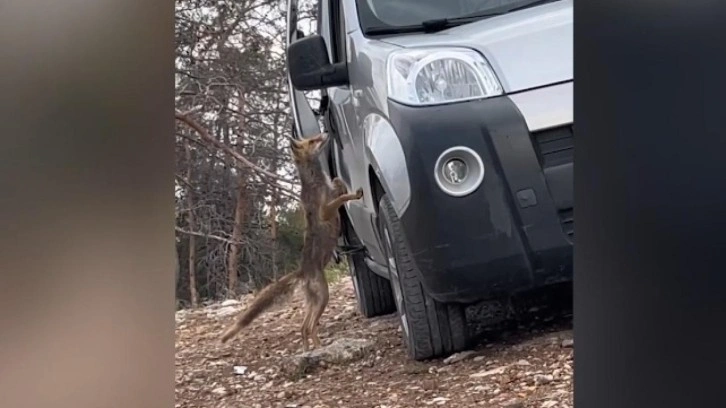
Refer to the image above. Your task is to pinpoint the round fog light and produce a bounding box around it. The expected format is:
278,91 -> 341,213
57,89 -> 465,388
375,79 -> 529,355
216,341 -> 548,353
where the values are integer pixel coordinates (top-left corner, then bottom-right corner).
433,146 -> 484,197
442,158 -> 468,184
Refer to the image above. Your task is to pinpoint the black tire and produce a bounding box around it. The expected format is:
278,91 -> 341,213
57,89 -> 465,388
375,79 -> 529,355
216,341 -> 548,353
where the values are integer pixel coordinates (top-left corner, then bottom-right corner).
342,217 -> 396,318
378,194 -> 469,360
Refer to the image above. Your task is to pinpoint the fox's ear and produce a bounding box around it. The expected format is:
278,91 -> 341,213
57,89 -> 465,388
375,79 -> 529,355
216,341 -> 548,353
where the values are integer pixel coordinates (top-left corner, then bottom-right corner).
287,135 -> 301,149
309,133 -> 326,143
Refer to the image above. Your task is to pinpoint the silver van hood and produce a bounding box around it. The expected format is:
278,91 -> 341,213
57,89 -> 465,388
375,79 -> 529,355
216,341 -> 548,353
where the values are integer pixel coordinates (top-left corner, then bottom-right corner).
377,0 -> 572,94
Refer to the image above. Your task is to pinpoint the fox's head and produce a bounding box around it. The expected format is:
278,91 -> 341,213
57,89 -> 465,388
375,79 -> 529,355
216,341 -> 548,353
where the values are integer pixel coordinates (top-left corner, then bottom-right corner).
288,133 -> 329,164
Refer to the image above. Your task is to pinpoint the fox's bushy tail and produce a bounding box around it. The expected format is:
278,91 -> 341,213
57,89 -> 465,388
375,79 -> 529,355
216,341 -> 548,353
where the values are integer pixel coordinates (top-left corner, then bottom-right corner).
219,269 -> 302,343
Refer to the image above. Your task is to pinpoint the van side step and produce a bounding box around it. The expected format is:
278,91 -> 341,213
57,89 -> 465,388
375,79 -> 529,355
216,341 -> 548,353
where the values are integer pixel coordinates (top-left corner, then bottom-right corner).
333,244 -> 366,264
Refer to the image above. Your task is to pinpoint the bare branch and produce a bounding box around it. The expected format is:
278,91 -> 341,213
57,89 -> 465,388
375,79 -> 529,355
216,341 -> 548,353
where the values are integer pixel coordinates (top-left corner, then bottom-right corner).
175,226 -> 243,245
175,111 -> 300,200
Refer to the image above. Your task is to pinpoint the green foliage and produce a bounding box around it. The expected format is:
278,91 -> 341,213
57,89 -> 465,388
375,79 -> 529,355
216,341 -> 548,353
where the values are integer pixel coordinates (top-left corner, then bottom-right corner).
276,203 -> 349,284
325,261 -> 349,284
275,204 -> 306,271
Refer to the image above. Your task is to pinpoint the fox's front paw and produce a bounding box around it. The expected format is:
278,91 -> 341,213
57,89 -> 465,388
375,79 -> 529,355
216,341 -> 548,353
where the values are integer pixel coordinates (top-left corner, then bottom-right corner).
355,188 -> 363,199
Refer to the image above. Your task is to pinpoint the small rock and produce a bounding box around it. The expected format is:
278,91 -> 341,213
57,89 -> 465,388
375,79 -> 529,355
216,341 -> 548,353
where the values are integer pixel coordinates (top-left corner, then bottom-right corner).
430,397 -> 450,405
561,339 -> 574,348
502,399 -> 525,408
515,359 -> 531,366
422,379 -> 437,391
211,386 -> 227,395
253,374 -> 267,382
534,374 -> 554,385
402,363 -> 428,375
221,299 -> 240,306
333,312 -> 353,321
443,350 -> 476,365
470,366 -> 508,378
545,390 -> 568,399
214,305 -> 240,317
542,401 -> 558,408
282,338 -> 374,377
474,356 -> 486,363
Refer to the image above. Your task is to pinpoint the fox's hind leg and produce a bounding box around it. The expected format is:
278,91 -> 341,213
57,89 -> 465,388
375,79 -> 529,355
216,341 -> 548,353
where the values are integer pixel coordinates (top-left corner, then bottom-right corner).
307,275 -> 330,349
301,299 -> 313,352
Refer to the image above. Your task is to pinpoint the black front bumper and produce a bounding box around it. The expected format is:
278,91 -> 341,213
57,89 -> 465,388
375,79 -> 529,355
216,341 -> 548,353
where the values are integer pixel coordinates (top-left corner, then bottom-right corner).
388,96 -> 572,304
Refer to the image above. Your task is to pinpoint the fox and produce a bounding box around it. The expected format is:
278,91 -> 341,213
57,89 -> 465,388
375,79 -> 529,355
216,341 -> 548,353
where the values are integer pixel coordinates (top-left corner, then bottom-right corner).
219,132 -> 363,351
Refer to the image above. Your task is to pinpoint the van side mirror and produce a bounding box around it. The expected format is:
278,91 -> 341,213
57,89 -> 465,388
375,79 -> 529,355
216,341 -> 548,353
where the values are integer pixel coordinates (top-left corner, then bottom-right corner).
287,34 -> 348,91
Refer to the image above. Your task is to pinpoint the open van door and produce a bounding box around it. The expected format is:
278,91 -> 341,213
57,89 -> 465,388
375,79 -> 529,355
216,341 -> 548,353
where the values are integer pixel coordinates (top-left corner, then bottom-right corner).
286,0 -> 334,177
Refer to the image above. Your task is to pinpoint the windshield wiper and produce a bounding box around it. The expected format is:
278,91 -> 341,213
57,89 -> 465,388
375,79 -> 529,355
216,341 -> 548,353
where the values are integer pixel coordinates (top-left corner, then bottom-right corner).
365,25 -> 438,35
420,12 -> 505,33
366,0 -> 560,35
366,10 -> 505,35
422,0 -> 559,32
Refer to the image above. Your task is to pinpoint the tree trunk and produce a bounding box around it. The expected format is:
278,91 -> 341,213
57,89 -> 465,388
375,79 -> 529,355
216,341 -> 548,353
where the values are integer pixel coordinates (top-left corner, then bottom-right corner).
226,90 -> 247,297
270,191 -> 279,280
185,140 -> 200,307
269,130 -> 280,280
227,174 -> 247,296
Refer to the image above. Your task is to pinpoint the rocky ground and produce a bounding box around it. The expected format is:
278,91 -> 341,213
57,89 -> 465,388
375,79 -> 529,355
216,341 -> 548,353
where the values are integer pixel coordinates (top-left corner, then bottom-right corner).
175,278 -> 573,408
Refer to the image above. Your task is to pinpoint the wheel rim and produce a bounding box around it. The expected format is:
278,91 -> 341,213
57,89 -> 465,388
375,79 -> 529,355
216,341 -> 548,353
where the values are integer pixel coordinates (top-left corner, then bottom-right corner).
381,222 -> 410,342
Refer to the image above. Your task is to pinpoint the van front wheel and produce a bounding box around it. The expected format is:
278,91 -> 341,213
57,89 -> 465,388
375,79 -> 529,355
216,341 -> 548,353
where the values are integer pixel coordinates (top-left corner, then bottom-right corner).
378,194 -> 469,360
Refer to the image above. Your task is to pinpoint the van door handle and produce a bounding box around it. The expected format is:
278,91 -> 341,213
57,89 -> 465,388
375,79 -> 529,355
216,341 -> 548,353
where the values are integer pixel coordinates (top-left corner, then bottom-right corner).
352,89 -> 363,107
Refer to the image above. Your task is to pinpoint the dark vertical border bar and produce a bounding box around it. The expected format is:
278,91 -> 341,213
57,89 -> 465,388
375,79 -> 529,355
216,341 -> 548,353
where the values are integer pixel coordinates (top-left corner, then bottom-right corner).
576,1 -> 726,407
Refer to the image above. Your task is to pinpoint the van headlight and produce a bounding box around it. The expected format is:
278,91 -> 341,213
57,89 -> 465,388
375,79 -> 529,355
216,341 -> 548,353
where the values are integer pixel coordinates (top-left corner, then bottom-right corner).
387,47 -> 503,106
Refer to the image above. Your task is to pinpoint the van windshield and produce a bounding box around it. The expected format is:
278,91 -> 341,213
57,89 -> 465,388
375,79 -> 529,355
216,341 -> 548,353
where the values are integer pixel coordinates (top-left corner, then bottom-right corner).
356,0 -> 561,35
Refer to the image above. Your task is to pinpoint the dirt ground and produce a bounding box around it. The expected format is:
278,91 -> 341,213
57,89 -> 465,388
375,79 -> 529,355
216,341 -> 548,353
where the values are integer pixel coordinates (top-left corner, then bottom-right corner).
175,278 -> 573,408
